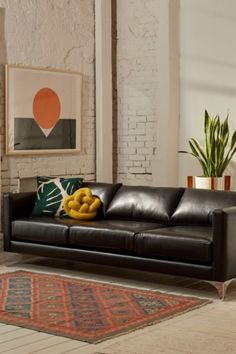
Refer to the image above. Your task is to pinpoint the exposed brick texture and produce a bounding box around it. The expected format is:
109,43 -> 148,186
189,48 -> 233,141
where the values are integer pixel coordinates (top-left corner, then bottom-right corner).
114,0 -> 158,185
0,0 -> 160,197
0,0 -> 96,194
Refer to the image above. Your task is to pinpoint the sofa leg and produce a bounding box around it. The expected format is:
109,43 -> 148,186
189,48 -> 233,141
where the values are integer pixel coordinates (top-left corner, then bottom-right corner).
207,279 -> 234,300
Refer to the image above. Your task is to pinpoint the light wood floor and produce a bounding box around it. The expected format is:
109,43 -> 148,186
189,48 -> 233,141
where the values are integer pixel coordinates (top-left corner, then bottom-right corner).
1,251 -> 236,354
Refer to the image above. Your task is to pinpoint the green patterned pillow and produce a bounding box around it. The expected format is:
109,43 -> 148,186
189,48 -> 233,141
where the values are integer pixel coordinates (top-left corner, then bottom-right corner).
32,176 -> 83,217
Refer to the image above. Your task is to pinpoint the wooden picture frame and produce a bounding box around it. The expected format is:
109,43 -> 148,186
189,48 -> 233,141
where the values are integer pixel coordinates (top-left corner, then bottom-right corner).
5,65 -> 83,155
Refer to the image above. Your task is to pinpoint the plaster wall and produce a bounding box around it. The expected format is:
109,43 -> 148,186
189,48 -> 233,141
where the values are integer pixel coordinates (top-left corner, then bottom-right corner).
0,0 -> 95,193
179,0 -> 236,188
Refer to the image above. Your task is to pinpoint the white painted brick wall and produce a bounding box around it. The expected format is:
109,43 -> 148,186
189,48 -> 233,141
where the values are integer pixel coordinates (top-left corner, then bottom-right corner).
0,0 -> 95,194
115,0 -> 158,186
0,0 -> 161,197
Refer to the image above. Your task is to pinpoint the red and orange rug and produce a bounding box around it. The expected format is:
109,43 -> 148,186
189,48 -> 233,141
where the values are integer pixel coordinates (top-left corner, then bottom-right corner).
0,271 -> 210,343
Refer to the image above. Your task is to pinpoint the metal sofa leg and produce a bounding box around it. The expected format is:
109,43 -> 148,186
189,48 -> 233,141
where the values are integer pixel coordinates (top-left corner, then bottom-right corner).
207,279 -> 234,300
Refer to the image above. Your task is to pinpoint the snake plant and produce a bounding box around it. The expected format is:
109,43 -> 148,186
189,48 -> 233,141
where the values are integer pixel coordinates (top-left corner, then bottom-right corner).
179,110 -> 236,177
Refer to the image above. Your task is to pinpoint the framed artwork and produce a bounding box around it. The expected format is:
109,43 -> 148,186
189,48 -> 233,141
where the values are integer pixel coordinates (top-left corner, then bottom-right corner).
5,65 -> 83,155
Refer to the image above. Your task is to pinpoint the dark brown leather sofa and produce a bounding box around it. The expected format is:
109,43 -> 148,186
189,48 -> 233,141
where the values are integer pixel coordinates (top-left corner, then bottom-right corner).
3,182 -> 236,298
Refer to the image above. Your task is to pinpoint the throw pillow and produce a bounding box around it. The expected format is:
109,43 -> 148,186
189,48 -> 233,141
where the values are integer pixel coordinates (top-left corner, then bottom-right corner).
32,176 -> 83,217
63,187 -> 101,220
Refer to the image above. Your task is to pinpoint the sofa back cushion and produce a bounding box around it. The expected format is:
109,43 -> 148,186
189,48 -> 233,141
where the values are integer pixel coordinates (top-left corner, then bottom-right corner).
172,188 -> 236,225
81,182 -> 122,218
106,186 -> 184,223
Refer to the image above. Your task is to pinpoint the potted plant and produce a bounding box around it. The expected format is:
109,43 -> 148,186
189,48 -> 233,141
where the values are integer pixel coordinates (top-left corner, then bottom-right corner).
179,110 -> 236,190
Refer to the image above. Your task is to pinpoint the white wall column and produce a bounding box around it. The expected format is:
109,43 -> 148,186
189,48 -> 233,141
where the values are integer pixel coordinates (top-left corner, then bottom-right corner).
95,0 -> 113,182
153,0 -> 180,187
179,0 -> 236,188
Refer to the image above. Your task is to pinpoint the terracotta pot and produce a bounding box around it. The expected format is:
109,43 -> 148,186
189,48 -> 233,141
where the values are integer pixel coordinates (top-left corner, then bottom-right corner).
187,176 -> 230,191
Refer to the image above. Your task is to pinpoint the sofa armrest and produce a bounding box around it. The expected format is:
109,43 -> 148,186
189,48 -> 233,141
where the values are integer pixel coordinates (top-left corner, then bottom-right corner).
3,192 -> 36,250
212,207 -> 236,281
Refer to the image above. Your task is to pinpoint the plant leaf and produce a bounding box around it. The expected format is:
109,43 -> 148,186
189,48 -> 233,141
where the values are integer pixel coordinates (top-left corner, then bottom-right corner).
180,111 -> 236,176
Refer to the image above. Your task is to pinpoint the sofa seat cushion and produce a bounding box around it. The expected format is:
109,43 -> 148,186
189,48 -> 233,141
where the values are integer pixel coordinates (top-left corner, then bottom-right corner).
134,226 -> 213,263
69,220 -> 164,253
12,217 -> 69,246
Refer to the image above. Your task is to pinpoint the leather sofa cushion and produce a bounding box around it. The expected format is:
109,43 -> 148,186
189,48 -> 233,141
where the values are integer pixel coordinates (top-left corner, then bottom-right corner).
69,220 -> 164,253
134,226 -> 213,263
81,182 -> 122,218
106,186 -> 184,222
172,189 -> 236,225
12,217 -> 69,246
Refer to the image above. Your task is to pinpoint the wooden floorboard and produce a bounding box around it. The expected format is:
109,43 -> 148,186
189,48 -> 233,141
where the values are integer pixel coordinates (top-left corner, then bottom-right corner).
0,325 -> 25,335
0,332 -> 54,353
0,252 -> 236,353
0,327 -> 38,343
4,336 -> 76,354
33,339 -> 87,354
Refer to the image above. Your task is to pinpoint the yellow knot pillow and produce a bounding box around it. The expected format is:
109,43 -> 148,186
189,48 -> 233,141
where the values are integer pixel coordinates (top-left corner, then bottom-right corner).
63,187 -> 101,220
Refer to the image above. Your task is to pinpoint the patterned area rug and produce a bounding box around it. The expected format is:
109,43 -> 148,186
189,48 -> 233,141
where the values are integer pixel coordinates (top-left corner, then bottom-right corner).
0,271 -> 211,343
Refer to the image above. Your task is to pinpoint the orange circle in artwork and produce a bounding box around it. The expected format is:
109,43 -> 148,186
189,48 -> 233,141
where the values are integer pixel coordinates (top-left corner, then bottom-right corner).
33,88 -> 61,129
